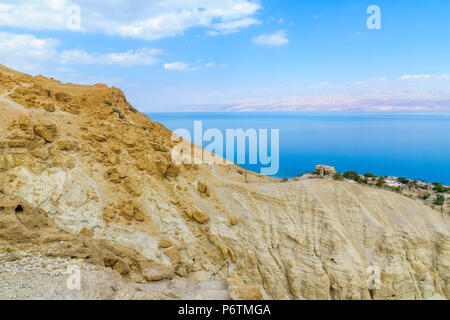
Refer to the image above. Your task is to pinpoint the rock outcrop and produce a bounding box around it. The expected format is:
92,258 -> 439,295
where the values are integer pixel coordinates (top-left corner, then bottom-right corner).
316,165 -> 336,176
0,64 -> 448,300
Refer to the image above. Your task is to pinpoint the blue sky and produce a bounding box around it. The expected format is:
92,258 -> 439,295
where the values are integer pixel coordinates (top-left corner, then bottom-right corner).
0,0 -> 449,111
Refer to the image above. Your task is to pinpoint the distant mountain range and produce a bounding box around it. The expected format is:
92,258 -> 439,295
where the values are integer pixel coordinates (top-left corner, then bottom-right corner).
160,91 -> 450,112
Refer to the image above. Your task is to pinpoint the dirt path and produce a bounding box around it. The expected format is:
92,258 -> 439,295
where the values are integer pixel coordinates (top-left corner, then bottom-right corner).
0,86 -> 30,137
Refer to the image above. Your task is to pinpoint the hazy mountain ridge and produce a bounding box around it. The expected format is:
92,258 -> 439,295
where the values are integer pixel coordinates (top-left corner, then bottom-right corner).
160,91 -> 450,112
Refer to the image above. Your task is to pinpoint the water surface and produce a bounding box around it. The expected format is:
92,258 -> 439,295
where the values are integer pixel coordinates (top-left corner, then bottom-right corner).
147,112 -> 450,184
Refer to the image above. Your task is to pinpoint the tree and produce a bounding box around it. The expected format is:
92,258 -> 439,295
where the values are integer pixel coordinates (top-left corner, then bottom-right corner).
434,195 -> 445,206
364,173 -> 376,178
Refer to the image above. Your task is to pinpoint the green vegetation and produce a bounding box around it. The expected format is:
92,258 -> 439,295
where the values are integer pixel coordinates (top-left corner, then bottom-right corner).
408,180 -> 418,189
333,172 -> 344,181
343,171 -> 360,181
376,178 -> 386,187
105,100 -> 113,106
398,177 -> 410,184
5,247 -> 13,253
112,108 -> 125,119
364,173 -> 375,178
433,183 -> 447,193
129,106 -> 138,113
422,194 -> 430,200
281,178 -> 288,183
434,195 -> 445,206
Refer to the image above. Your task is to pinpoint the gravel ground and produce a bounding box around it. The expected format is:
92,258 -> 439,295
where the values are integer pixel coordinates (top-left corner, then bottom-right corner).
0,252 -> 230,300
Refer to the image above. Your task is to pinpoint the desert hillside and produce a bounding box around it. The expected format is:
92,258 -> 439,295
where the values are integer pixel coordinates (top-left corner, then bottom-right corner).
0,65 -> 448,300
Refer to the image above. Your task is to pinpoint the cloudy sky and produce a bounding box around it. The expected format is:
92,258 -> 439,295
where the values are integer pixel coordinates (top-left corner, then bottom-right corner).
0,0 -> 449,111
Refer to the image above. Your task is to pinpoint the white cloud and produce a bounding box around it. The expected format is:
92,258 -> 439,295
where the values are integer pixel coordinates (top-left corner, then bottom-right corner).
213,17 -> 261,34
205,62 -> 226,68
252,30 -> 288,46
353,77 -> 387,85
348,31 -> 364,36
313,13 -> 324,19
0,32 -> 60,72
0,32 -> 162,72
0,0 -> 262,40
205,30 -> 220,36
319,82 -> 329,86
164,62 -> 199,72
399,73 -> 450,80
59,48 -> 162,66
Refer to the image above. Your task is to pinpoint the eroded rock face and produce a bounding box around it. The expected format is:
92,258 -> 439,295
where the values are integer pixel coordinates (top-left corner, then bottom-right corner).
0,64 -> 448,300
315,165 -> 336,176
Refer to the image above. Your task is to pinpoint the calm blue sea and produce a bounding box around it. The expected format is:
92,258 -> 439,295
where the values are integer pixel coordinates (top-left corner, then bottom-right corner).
147,112 -> 450,185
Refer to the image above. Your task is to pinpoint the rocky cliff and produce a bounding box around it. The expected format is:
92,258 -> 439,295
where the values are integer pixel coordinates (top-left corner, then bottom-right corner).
0,65 -> 448,300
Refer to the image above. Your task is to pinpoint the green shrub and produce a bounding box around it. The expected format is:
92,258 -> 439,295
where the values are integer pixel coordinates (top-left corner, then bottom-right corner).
129,106 -> 138,113
434,195 -> 445,206
376,178 -> 386,187
364,173 -> 375,178
398,177 -> 410,184
343,171 -> 360,181
433,184 -> 446,193
333,173 -> 344,181
422,194 -> 430,200
112,108 -> 125,119
6,247 -> 13,253
281,178 -> 288,183
105,100 -> 113,106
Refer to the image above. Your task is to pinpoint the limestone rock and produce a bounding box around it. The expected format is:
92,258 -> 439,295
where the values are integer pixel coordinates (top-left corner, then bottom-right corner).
57,140 -> 78,151
227,275 -> 263,300
123,176 -> 143,196
158,238 -> 173,249
113,258 -> 130,276
164,246 -> 181,266
192,211 -> 209,224
166,163 -> 180,178
316,164 -> 336,176
79,227 -> 92,237
34,123 -> 57,142
198,181 -> 210,196
32,148 -> 49,160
